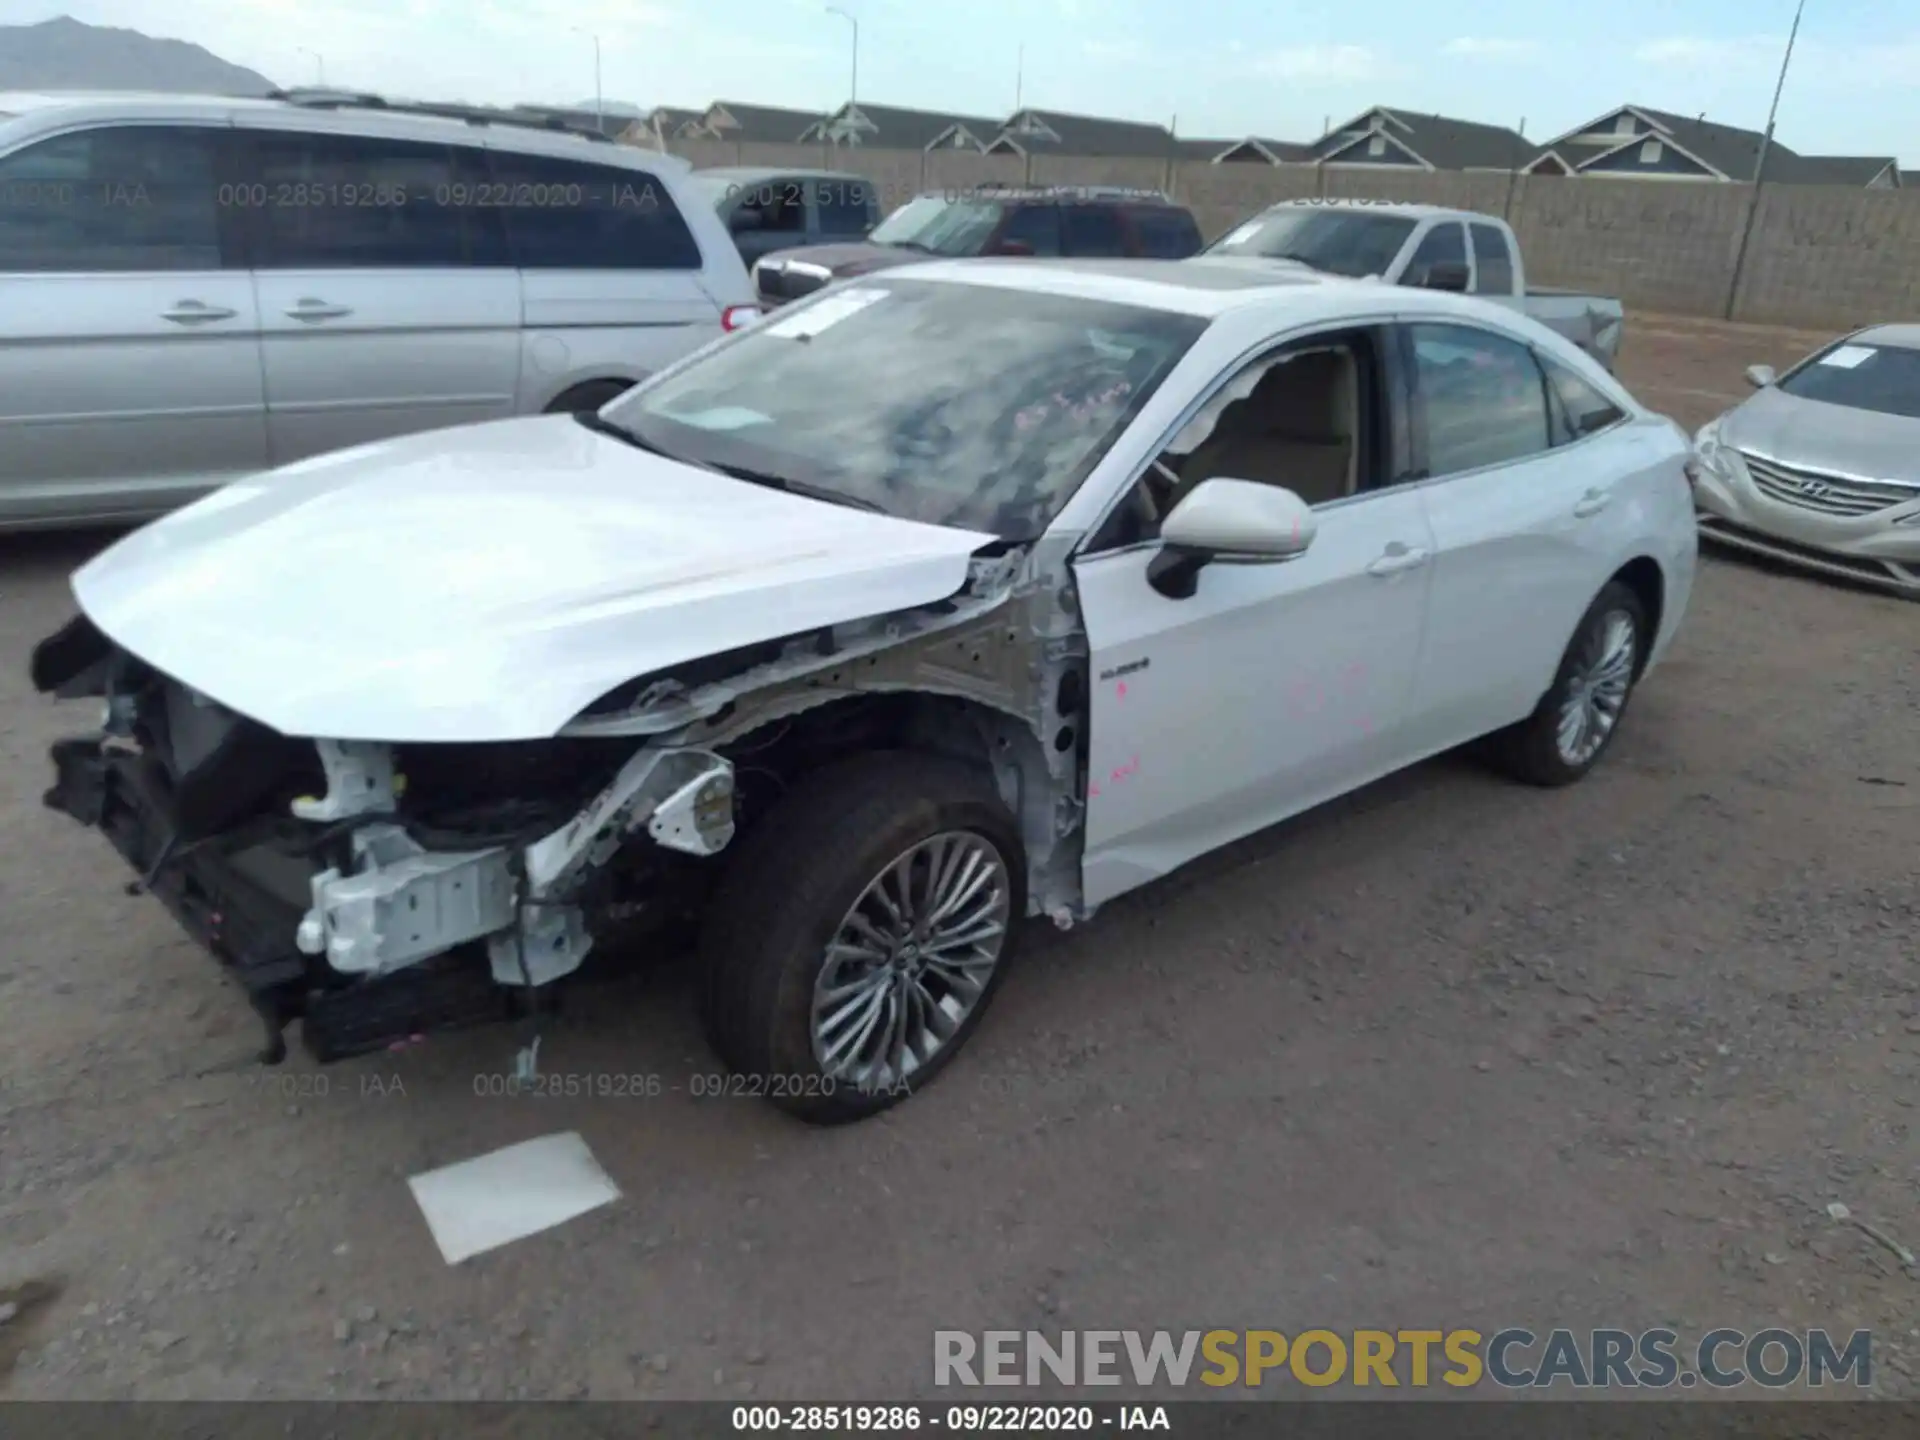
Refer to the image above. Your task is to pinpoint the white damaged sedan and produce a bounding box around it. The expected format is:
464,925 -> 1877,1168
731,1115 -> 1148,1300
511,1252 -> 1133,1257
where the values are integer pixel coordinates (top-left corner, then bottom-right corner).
32,259 -> 1697,1123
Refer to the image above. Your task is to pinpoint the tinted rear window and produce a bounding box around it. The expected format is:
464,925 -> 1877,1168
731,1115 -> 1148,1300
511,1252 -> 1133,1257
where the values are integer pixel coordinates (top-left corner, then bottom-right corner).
1778,341 -> 1920,419
485,153 -> 702,269
1130,206 -> 1202,258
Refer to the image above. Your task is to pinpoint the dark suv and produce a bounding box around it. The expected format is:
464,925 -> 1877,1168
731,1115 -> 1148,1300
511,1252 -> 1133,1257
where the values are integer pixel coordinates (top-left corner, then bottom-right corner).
751,184 -> 1204,306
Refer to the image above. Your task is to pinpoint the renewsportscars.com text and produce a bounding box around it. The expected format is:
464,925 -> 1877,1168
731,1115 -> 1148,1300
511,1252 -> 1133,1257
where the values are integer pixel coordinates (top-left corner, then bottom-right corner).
933,1328 -> 1872,1390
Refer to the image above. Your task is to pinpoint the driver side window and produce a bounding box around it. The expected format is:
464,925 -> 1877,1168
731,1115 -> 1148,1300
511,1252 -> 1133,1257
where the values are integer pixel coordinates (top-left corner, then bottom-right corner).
1085,326 -> 1385,554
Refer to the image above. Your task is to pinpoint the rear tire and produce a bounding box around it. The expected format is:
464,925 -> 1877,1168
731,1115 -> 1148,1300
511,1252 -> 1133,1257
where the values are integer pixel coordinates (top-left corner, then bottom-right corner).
545,379 -> 633,415
1488,580 -> 1647,787
697,752 -> 1026,1124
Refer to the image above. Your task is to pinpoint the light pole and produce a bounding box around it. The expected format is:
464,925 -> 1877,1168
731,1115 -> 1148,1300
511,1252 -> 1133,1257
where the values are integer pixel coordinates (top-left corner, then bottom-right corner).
298,47 -> 326,86
1751,0 -> 1806,185
826,6 -> 858,118
572,27 -> 603,128
1724,0 -> 1807,317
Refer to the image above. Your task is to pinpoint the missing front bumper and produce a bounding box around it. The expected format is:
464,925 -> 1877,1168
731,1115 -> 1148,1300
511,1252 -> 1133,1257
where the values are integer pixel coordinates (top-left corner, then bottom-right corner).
42,736 -> 512,1063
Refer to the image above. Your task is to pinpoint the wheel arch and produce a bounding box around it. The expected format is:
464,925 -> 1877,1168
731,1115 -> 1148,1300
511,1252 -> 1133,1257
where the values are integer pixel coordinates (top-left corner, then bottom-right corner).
540,373 -> 645,415
1609,554 -> 1665,677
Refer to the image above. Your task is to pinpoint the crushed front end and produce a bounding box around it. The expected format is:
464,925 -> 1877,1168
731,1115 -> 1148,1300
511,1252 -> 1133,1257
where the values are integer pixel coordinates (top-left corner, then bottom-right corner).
31,613 -> 737,1065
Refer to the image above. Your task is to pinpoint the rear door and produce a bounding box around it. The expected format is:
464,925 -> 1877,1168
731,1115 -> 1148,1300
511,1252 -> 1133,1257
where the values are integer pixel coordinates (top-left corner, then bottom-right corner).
1468,222 -> 1515,297
1126,205 -> 1203,259
993,202 -> 1063,256
728,175 -> 809,263
487,148 -> 725,399
807,175 -> 879,244
1061,204 -> 1128,259
1400,320 -> 1630,745
0,121 -> 266,522
234,121 -> 521,464
1399,219 -> 1467,289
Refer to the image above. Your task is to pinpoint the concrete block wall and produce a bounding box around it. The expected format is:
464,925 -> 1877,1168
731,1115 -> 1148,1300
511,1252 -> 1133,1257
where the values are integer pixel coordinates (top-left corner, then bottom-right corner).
650,138 -> 1920,331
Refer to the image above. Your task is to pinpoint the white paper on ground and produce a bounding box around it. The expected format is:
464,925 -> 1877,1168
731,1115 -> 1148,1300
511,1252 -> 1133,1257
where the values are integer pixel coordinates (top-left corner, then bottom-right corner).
764,286 -> 887,339
1819,345 -> 1876,369
407,1131 -> 621,1265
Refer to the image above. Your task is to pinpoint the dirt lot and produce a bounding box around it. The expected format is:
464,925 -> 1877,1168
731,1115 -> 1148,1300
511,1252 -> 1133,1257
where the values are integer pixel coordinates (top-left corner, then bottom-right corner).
1,314 -> 1916,1403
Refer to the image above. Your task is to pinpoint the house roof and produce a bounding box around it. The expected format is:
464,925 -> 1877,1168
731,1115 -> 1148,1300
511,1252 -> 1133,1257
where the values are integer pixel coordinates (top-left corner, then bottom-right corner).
1209,136 -> 1313,163
703,100 -> 827,142
1765,152 -> 1899,186
986,107 -> 1177,157
641,105 -> 706,136
1631,107 -> 1790,180
1311,107 -> 1532,169
1524,147 -> 1576,174
807,101 -> 1004,149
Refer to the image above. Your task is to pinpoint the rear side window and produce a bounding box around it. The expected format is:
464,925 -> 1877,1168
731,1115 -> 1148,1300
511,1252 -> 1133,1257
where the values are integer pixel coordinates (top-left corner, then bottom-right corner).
244,130 -> 484,268
1469,223 -> 1514,294
811,176 -> 876,232
0,125 -> 225,271
1129,206 -> 1202,258
488,153 -> 702,270
1404,221 -> 1466,284
1063,204 -> 1126,257
998,203 -> 1062,255
1409,322 -> 1552,476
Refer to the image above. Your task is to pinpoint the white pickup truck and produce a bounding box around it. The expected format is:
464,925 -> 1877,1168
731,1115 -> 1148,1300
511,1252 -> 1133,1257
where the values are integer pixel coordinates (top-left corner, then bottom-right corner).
1207,200 -> 1625,372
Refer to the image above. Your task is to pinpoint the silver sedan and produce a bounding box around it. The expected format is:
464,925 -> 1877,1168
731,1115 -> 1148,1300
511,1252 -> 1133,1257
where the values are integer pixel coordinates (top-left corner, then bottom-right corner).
1692,324 -> 1920,598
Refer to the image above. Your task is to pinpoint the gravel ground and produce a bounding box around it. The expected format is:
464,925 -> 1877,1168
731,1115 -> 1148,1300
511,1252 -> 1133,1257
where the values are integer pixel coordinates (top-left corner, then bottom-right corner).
1,314 -> 1916,1402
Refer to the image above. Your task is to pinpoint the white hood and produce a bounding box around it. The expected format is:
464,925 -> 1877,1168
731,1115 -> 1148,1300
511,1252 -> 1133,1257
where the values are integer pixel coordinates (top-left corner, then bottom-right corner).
73,416 -> 997,743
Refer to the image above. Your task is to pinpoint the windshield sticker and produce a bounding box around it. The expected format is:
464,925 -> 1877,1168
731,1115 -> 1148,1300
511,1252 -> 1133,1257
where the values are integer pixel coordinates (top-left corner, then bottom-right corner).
1819,345 -> 1875,369
660,405 -> 770,432
764,287 -> 887,339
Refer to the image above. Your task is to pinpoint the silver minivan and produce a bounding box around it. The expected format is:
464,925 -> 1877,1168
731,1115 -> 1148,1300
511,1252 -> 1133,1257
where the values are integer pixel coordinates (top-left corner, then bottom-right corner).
0,89 -> 759,531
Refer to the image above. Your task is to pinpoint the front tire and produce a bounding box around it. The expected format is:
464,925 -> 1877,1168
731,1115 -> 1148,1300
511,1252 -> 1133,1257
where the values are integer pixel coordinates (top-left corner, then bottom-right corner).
1489,580 -> 1646,787
697,752 -> 1026,1124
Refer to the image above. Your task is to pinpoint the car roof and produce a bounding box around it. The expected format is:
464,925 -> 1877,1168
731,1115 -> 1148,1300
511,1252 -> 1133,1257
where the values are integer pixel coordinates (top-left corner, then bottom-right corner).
884,255 -> 1401,316
0,90 -> 689,170
1849,324 -> 1920,352
1256,199 -> 1485,223
692,166 -> 870,183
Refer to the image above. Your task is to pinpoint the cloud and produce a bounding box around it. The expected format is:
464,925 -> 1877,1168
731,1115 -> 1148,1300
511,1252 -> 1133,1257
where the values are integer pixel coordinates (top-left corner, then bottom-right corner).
1251,44 -> 1389,83
1442,37 -> 1542,62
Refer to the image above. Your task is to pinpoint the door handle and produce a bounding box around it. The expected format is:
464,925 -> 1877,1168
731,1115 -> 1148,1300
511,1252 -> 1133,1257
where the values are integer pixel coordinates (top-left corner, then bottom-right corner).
285,299 -> 352,321
1366,543 -> 1431,578
1573,487 -> 1613,518
161,300 -> 237,324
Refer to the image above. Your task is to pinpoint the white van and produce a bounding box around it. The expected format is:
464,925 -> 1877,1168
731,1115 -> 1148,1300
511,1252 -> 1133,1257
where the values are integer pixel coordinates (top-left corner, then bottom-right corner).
0,88 -> 759,530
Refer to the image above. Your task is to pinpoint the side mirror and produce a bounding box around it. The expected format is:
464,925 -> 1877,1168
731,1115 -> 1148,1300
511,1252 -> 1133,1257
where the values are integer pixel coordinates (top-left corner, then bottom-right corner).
1745,363 -> 1776,388
1415,260 -> 1470,292
1146,478 -> 1316,599
991,238 -> 1034,257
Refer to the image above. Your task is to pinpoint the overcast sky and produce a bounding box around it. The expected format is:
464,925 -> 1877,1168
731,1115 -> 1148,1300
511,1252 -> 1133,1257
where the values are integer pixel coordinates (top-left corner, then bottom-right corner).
11,0 -> 1917,163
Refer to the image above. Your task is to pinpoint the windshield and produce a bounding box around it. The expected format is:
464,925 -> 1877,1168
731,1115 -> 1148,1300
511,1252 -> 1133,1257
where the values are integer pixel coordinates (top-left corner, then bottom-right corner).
1777,340 -> 1920,420
868,196 -> 1004,255
1207,209 -> 1417,278
600,277 -> 1206,540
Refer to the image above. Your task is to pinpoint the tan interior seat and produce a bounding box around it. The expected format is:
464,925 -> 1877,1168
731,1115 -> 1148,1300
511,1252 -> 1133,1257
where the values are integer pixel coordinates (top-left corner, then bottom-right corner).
1174,348 -> 1357,508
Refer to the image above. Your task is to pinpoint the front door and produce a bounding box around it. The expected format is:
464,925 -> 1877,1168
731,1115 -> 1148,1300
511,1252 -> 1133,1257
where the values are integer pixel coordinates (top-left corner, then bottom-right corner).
233,122 -> 522,466
0,122 -> 267,522
1073,324 -> 1439,908
1073,486 -> 1435,908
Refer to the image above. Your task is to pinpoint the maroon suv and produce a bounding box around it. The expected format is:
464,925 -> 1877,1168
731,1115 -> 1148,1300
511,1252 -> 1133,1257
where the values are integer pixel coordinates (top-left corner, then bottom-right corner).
751,184 -> 1204,306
